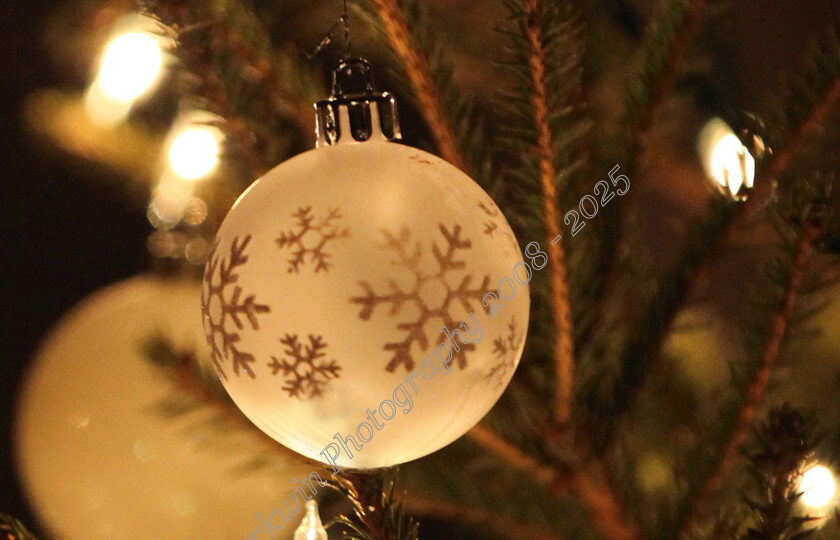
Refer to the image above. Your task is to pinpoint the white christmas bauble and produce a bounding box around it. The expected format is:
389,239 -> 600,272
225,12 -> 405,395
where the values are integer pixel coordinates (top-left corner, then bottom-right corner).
203,140 -> 530,469
15,276 -> 310,539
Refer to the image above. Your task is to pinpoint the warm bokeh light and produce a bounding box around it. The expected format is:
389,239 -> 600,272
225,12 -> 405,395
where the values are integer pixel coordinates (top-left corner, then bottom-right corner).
800,465 -> 836,507
84,16 -> 171,126
168,127 -> 220,180
83,81 -> 134,127
697,117 -> 756,200
98,32 -> 162,102
148,181 -> 192,229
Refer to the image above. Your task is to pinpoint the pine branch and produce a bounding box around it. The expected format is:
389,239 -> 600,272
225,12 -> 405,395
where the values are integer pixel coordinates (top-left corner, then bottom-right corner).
468,425 -> 641,540
678,223 -> 821,538
327,471 -> 419,540
585,197 -> 736,438
367,0 -> 469,173
519,0 -> 577,428
693,23 -> 840,289
403,495 -> 566,540
596,24 -> 840,443
0,513 -> 37,540
468,424 -> 558,485
622,0 -> 709,135
142,334 -> 323,473
152,0 -> 319,178
740,404 -> 820,540
595,0 -> 711,306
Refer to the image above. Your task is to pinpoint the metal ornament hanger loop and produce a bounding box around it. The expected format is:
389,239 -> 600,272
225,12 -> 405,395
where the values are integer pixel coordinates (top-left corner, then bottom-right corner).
315,58 -> 401,147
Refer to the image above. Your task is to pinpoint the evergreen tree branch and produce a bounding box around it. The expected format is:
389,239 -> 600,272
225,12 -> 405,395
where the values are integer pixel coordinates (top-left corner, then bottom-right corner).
696,24 -> 840,286
468,424 -> 558,484
153,0 -> 319,177
403,495 -> 566,540
740,71 -> 840,222
597,0 -> 711,303
522,0 -> 576,428
678,223 -> 821,538
765,78 -> 840,182
600,30 -> 840,440
623,0 -> 709,134
589,198 -> 736,434
468,425 -> 641,540
740,404 -> 820,540
0,513 -> 37,540
143,335 -> 329,474
329,471 -> 419,540
368,0 -> 469,172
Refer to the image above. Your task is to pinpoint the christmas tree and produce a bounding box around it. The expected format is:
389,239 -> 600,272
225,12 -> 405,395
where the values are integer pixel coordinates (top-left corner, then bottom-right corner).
6,0 -> 840,539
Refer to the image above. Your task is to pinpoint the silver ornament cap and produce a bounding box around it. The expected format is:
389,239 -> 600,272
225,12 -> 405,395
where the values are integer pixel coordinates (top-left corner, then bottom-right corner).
315,58 -> 401,146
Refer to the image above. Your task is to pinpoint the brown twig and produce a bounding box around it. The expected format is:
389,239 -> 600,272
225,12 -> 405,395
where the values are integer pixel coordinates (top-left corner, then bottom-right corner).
763,75 -> 840,183
164,350 -> 332,477
468,424 -> 558,485
523,0 -> 576,428
568,455 -> 641,540
369,0 -> 468,173
404,494 -> 567,540
611,70 -> 840,437
639,0 -> 708,129
468,425 -> 641,540
678,224 -> 819,538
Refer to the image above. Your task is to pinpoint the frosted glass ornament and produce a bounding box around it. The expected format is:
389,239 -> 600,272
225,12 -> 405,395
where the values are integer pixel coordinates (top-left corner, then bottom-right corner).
202,59 -> 529,469
16,276 -> 309,540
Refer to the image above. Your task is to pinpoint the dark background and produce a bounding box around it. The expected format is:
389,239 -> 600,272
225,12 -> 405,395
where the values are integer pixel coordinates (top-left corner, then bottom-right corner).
2,0 -> 840,536
0,0 -> 150,531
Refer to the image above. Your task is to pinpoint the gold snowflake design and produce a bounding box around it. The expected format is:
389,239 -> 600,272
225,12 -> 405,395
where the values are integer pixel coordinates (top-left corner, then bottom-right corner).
276,207 -> 350,273
202,235 -> 271,379
351,223 -> 491,372
268,334 -> 341,399
485,317 -> 523,388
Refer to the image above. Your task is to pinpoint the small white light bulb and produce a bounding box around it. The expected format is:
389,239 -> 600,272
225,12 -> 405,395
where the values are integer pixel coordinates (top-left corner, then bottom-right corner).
168,127 -> 220,180
294,499 -> 328,540
711,133 -> 755,198
98,32 -> 162,101
697,117 -> 757,200
800,465 -> 836,507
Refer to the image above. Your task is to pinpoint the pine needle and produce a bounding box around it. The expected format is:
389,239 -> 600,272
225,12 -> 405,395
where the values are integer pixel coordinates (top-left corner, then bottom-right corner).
367,0 -> 468,173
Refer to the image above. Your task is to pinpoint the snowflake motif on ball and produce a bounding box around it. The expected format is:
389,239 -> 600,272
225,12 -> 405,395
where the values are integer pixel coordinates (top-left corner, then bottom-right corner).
351,223 -> 491,372
202,235 -> 270,379
268,334 -> 341,399
479,201 -> 501,237
485,318 -> 523,388
276,207 -> 350,273
479,199 -> 519,253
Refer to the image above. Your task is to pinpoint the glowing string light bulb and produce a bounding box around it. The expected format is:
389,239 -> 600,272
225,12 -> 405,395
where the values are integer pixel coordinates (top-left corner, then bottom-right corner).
98,32 -> 162,101
697,117 -> 757,200
294,500 -> 328,540
711,133 -> 755,199
168,126 -> 221,180
85,15 -> 170,126
799,465 -> 836,507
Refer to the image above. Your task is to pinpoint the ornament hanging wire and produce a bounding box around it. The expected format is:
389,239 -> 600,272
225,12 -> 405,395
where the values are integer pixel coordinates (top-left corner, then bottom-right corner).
305,0 -> 351,60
